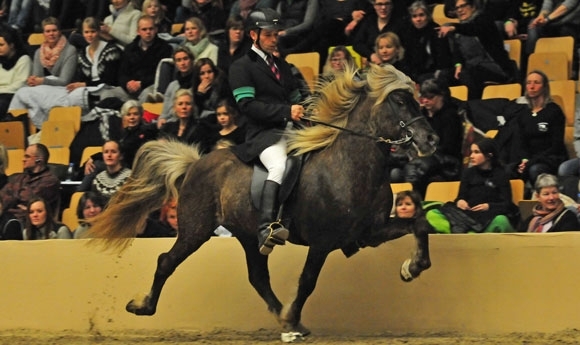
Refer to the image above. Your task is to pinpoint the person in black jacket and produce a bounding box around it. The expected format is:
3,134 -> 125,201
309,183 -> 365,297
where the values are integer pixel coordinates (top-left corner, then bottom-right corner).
100,15 -> 173,104
229,8 -> 305,255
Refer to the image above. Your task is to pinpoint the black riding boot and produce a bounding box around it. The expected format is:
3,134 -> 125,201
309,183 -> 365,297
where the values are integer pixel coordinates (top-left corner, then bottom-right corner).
257,180 -> 289,255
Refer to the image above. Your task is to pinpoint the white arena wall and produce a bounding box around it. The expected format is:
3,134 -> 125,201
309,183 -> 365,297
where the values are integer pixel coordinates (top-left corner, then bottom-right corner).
1,234 -> 579,334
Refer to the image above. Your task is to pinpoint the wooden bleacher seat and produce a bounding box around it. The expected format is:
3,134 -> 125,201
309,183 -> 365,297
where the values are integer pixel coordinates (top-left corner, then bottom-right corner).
68,191 -> 84,210
27,32 -> 44,46
504,39 -> 522,69
5,148 -> 24,176
61,207 -> 79,231
549,80 -> 576,126
534,36 -> 574,79
48,106 -> 82,134
527,52 -> 569,81
171,23 -> 184,35
481,83 -> 522,100
432,3 -> 458,26
47,147 -> 70,165
286,52 -> 320,91
449,85 -> 468,101
39,120 -> 76,148
424,181 -> 460,202
510,179 -> 525,205
80,146 -> 102,166
0,121 -> 26,149
391,182 -> 413,195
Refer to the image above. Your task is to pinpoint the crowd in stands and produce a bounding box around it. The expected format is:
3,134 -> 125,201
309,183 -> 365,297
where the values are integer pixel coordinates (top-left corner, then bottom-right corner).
1,0 -> 580,239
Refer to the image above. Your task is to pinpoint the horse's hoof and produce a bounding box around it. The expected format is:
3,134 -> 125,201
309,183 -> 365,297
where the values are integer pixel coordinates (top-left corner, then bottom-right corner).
400,258 -> 414,282
126,294 -> 156,315
281,332 -> 304,343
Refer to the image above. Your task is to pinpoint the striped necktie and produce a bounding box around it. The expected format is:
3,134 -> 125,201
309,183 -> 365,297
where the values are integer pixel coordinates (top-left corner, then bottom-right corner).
267,55 -> 280,80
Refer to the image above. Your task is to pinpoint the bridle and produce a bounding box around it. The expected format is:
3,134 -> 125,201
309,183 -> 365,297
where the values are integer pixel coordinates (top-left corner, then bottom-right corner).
300,93 -> 426,145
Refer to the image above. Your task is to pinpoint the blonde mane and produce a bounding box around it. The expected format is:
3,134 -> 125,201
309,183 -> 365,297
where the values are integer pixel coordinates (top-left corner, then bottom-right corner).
287,64 -> 415,155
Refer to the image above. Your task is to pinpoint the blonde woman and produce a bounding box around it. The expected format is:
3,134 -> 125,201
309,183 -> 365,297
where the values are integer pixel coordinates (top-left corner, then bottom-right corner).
180,16 -> 219,64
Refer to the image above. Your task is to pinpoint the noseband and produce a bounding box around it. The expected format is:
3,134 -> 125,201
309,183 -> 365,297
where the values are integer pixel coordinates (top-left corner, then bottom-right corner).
301,92 -> 424,145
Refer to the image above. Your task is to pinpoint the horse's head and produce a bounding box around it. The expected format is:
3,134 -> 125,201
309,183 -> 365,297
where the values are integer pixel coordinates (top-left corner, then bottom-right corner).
366,65 -> 438,158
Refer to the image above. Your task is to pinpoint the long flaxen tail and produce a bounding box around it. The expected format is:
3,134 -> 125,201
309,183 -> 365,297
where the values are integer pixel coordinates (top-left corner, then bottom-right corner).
88,140 -> 201,253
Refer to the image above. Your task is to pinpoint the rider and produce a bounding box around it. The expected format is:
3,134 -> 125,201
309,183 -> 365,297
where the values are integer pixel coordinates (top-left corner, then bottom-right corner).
229,8 -> 305,255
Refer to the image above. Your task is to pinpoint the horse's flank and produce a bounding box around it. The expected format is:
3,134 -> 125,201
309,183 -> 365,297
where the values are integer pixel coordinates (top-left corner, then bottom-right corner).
287,64 -> 416,156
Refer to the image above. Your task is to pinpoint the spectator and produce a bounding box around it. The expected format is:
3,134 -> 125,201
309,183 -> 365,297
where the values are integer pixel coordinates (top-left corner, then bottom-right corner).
399,0 -> 454,84
73,191 -> 106,238
89,140 -> 132,201
176,0 -> 227,36
508,70 -> 567,187
427,138 -> 517,233
228,8 -> 306,254
498,0 -> 541,39
217,15 -> 252,76
142,0 -> 172,35
353,0 -> 403,66
7,0 -> 34,32
156,47 -> 195,128
285,0 -> 372,69
180,16 -> 219,64
0,143 -> 60,236
100,0 -> 141,48
519,173 -> 580,232
319,45 -> 357,83
209,98 -> 246,151
229,0 -> 277,19
7,17 -> 78,129
527,0 -> 580,78
100,15 -> 173,103
0,24 -> 31,120
276,0 -> 318,54
374,31 -> 411,76
437,0 -> 516,99
392,78 -> 463,197
0,144 -> 7,188
393,190 -> 423,219
18,196 -> 72,240
141,198 -> 178,237
192,57 -> 233,118
159,88 -> 203,143
74,99 -> 157,181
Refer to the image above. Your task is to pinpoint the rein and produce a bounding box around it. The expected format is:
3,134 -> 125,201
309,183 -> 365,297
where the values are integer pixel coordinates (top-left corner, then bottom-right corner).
301,115 -> 423,145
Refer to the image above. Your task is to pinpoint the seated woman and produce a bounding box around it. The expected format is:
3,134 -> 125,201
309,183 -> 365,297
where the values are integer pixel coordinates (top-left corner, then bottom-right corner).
73,191 -> 106,239
141,198 -> 178,238
82,140 -> 132,202
392,78 -> 463,197
509,70 -> 567,187
156,47 -> 195,129
20,197 -> 72,240
7,17 -> 78,129
437,0 -> 516,99
319,45 -> 357,84
427,138 -> 517,233
180,17 -> 219,64
374,32 -> 411,76
393,190 -> 423,219
159,89 -> 215,148
72,99 -> 158,171
519,173 -> 580,232
0,24 -> 31,120
100,0 -> 141,48
217,16 -> 252,77
192,58 -> 234,119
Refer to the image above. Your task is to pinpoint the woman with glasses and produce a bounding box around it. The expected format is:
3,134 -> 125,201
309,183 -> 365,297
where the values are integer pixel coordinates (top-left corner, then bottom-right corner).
437,0 -> 516,99
398,0 -> 454,84
352,0 -> 403,67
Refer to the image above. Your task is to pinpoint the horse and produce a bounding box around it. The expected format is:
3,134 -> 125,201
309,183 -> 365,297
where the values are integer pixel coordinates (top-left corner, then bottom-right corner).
88,64 -> 439,337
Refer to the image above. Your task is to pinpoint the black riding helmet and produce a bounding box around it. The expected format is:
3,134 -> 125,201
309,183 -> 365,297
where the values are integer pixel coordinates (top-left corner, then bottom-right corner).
245,8 -> 283,33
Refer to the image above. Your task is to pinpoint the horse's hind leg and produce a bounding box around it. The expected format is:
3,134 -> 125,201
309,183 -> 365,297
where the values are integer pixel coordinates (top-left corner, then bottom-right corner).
126,236 -> 208,315
280,248 -> 329,336
400,216 -> 432,282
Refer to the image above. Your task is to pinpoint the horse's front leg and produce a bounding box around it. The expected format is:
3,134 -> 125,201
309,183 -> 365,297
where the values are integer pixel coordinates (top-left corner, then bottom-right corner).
398,216 -> 432,282
371,217 -> 432,282
280,248 -> 329,336
126,236 -> 207,315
